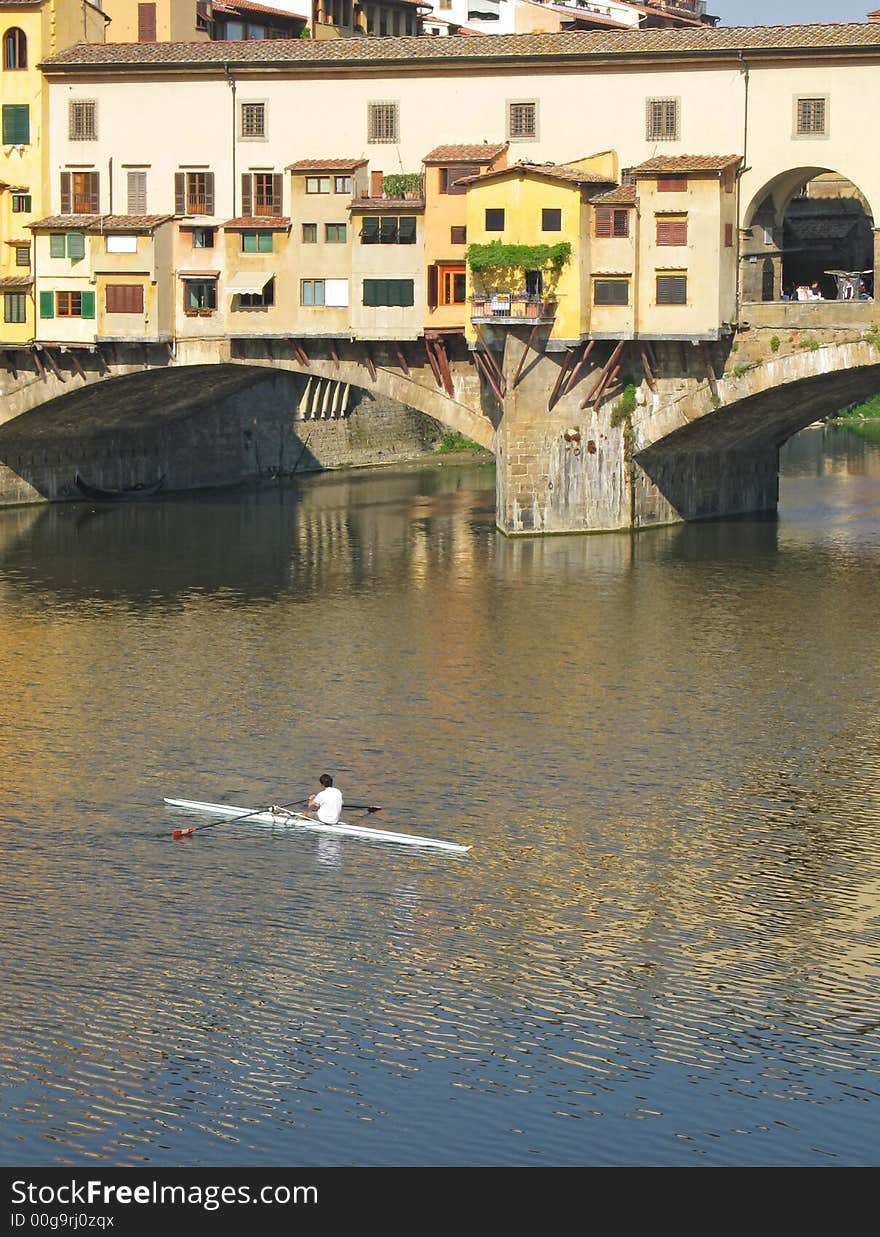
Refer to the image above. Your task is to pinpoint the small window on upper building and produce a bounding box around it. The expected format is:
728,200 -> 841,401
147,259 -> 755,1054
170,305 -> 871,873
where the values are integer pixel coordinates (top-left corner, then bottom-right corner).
240,103 -> 266,139
11,192 -> 31,213
646,97 -> 680,142
306,176 -> 330,194
368,102 -> 399,144
541,208 -> 562,232
450,225 -> 467,245
3,28 -> 26,70
593,279 -> 629,307
127,170 -> 147,216
795,96 -> 828,137
656,215 -> 688,246
334,176 -> 352,194
69,101 -> 97,142
656,273 -> 688,305
138,2 -> 157,43
507,101 -> 537,142
485,208 -> 505,232
594,207 -> 629,238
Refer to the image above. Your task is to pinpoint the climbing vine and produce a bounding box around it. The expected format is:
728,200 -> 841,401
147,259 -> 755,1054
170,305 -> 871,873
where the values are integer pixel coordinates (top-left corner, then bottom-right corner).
465,240 -> 572,276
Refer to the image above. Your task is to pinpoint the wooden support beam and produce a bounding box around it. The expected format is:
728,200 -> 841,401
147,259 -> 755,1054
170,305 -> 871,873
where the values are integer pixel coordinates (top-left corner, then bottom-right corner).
511,323 -> 540,389
288,338 -> 309,366
561,339 -> 596,399
1,350 -> 18,379
699,341 -> 718,398
593,363 -> 621,411
31,346 -> 47,382
580,340 -> 625,411
640,346 -> 656,393
66,349 -> 87,380
424,337 -> 443,387
473,348 -> 505,404
94,346 -> 110,375
40,347 -> 65,381
471,328 -> 506,396
394,343 -> 410,378
330,342 -> 340,369
547,347 -> 574,411
432,335 -> 455,398
643,340 -> 658,372
362,343 -> 376,381
165,341 -> 175,363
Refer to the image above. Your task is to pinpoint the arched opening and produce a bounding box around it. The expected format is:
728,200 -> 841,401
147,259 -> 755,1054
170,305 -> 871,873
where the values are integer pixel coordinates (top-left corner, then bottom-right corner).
2,28 -> 26,70
743,167 -> 874,304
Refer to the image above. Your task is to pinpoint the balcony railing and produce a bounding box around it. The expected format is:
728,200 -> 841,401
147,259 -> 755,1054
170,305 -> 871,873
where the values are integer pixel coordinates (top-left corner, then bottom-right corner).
471,292 -> 558,324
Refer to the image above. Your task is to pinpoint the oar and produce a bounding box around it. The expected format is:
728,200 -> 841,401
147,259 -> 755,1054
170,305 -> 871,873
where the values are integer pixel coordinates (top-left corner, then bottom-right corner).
169,798 -> 305,840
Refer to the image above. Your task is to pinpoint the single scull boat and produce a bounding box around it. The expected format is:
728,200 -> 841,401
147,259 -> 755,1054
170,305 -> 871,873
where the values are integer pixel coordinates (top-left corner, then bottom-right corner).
164,798 -> 471,855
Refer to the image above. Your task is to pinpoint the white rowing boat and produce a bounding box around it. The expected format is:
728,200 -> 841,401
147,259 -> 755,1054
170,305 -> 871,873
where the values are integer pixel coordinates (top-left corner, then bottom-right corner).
164,798 -> 472,855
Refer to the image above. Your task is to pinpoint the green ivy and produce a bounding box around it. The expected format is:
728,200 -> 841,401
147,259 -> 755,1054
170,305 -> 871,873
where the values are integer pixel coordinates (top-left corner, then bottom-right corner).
465,240 -> 572,276
381,173 -> 423,198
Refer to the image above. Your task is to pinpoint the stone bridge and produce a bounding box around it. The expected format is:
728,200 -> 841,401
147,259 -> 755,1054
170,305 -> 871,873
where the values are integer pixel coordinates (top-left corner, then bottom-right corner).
1,325 -> 879,533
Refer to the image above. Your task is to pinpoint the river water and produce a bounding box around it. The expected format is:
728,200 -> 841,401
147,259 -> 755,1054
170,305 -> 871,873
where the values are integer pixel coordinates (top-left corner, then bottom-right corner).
1,425 -> 879,1169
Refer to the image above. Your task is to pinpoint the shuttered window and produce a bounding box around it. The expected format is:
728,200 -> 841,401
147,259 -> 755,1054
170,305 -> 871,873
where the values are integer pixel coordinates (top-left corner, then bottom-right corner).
440,165 -> 478,194
241,172 -> 282,217
66,232 -> 85,260
106,284 -> 144,314
439,264 -> 466,306
594,208 -> 630,238
127,170 -> 147,215
56,290 -> 94,318
4,292 -> 26,323
61,171 -> 99,214
593,279 -> 629,306
137,2 -> 157,42
656,216 -> 688,246
2,104 -> 29,145
656,274 -> 688,305
175,171 -> 214,216
367,102 -> 399,144
11,192 -> 31,213
14,245 -> 29,266
49,234 -> 66,258
69,100 -> 97,141
646,97 -> 679,141
657,174 -> 688,193
362,279 -> 414,307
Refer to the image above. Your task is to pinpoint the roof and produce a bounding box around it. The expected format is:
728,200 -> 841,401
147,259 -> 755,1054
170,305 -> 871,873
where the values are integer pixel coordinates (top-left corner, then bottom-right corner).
223,215 -> 291,228
286,158 -> 367,172
591,185 -> 638,206
631,154 -> 741,174
462,161 -> 613,187
0,275 -> 33,288
39,25 -> 880,72
349,197 -> 425,213
212,0 -> 307,20
423,143 -> 508,165
29,214 -> 173,231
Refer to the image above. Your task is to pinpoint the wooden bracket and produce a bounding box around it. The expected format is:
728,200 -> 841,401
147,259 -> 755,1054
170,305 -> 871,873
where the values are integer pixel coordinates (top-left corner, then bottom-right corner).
511,323 -> 541,389
362,343 -> 376,381
699,341 -> 718,398
31,346 -> 47,382
424,336 -> 443,387
1,350 -> 18,379
473,348 -> 505,404
394,343 -> 410,378
561,339 -> 596,400
580,340 -> 625,411
41,347 -> 65,381
67,349 -> 87,380
432,335 -> 455,398
640,345 -> 657,393
330,342 -> 340,369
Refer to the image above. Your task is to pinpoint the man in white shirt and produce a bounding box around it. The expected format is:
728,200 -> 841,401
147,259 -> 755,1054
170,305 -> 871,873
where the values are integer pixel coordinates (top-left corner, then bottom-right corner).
308,774 -> 343,824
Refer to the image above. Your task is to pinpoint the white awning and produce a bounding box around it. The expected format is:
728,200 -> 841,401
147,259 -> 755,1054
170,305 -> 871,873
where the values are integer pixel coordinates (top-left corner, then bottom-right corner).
226,271 -> 274,295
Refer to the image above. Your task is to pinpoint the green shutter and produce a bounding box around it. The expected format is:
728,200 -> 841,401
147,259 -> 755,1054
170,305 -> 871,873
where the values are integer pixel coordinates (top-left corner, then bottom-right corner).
258,231 -> 273,253
80,291 -> 95,319
242,232 -> 256,253
2,104 -> 30,145
67,233 -> 85,260
50,234 -> 66,258
39,291 -> 54,319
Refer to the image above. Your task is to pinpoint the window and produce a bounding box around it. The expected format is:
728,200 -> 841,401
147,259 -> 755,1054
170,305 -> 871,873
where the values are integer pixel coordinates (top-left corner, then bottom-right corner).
657,174 -> 687,193
138,2 -> 157,42
49,232 -> 85,259
237,279 -> 275,309
646,97 -> 680,142
796,96 -> 827,136
656,273 -> 687,305
3,28 -> 26,70
175,171 -> 214,216
368,101 -> 399,144
439,264 -> 466,306
2,104 -> 29,145
106,284 -> 144,314
14,245 -> 28,267
241,230 -> 273,253
300,223 -> 317,244
240,102 -> 266,139
325,223 -> 347,243
192,227 -> 214,248
359,215 -> 416,244
49,234 -> 66,258
301,278 -> 325,306
4,292 -> 26,323
593,279 -> 629,306
508,101 -> 537,141
11,192 -> 30,213
451,225 -> 466,245
440,165 -> 478,194
485,208 -> 504,232
594,207 -> 630,238
106,234 -> 137,253
363,279 -> 414,307
542,208 -> 562,232
656,215 -> 688,246
334,175 -> 352,194
61,171 -> 99,213
56,290 -> 95,318
306,176 -> 330,194
127,170 -> 147,215
69,100 -> 97,141
183,278 -> 216,312
249,172 -> 281,216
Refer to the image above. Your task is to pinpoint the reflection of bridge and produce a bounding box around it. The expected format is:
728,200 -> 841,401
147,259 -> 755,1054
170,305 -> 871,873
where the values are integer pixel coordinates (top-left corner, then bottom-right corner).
2,325 -> 880,533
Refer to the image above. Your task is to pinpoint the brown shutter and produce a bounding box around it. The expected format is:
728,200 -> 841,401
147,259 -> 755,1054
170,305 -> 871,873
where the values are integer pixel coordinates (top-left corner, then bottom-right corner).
60,172 -> 71,214
427,264 -> 438,310
724,222 -> 734,248
138,3 -> 157,42
87,172 -> 99,213
656,219 -> 687,246
174,172 -> 185,214
241,174 -> 252,217
204,172 -> 214,217
272,173 -> 283,217
370,169 -> 383,197
594,207 -> 612,238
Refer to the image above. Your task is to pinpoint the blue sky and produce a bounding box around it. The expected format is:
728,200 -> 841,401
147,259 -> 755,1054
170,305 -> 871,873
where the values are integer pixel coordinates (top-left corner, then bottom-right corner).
711,2 -> 870,23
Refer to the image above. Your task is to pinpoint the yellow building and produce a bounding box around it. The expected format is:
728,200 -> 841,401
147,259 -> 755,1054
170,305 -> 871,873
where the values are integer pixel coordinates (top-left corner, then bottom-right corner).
99,0 -> 307,43
588,183 -> 638,339
0,0 -> 107,345
423,142 -> 507,333
464,155 -> 617,344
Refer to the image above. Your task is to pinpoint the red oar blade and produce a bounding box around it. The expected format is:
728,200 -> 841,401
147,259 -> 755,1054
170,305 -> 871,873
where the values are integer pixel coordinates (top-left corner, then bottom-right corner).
172,827 -> 197,839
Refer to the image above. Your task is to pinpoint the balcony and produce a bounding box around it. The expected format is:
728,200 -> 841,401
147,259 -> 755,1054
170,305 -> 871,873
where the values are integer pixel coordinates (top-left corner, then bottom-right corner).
470,292 -> 558,325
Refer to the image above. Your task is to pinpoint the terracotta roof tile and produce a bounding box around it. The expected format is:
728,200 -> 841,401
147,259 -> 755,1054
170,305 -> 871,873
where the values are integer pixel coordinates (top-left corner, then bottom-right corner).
39,26 -> 880,72
591,185 -> 637,205
423,143 -> 508,164
287,158 -> 368,172
29,214 -> 173,231
212,0 -> 307,19
462,162 -> 613,187
632,154 -> 741,173
223,215 -> 291,227
0,275 -> 33,288
349,196 -> 425,212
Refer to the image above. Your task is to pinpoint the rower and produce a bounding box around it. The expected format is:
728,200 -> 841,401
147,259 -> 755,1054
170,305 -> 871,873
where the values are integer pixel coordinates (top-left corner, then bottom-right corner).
308,774 -> 344,824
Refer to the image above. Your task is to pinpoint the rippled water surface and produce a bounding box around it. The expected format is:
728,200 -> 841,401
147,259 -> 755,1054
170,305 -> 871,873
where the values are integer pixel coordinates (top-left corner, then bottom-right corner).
1,426 -> 879,1168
